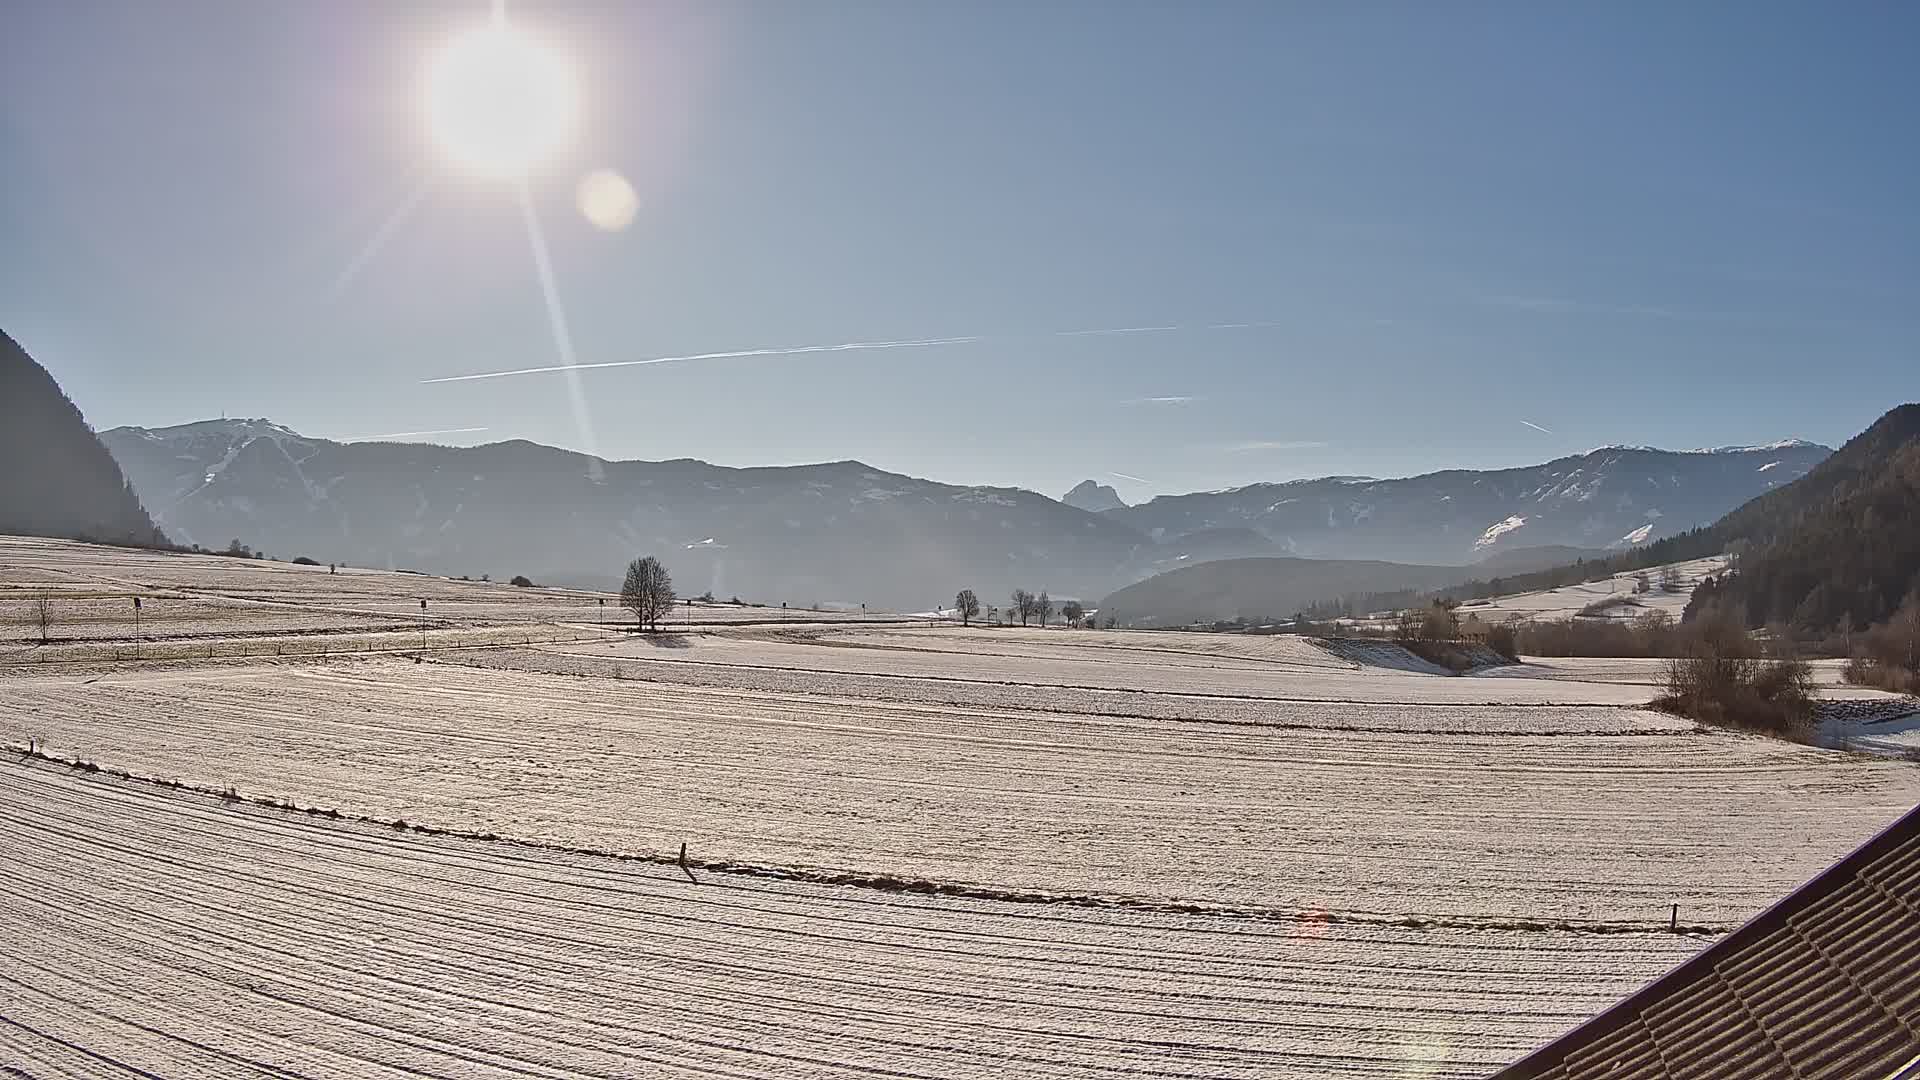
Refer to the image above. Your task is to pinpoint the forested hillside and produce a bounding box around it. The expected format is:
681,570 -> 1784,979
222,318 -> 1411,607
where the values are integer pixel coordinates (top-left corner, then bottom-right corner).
1687,405 -> 1920,631
1390,405 -> 1920,632
0,330 -> 164,547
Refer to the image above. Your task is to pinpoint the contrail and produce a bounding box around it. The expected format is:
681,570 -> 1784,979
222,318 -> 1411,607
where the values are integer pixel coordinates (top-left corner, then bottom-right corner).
1520,420 -> 1554,434
424,335 -> 984,384
347,426 -> 490,442
424,320 -> 1279,385
326,172 -> 434,302
1123,395 -> 1199,406
1109,471 -> 1152,484
1057,325 -> 1180,337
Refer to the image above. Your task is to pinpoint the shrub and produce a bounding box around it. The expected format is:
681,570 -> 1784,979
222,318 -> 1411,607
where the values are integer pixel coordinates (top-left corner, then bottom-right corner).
1844,656 -> 1919,694
1842,597 -> 1920,694
1656,631 -> 1816,739
1486,623 -> 1519,662
291,556 -> 320,566
510,575 -> 534,588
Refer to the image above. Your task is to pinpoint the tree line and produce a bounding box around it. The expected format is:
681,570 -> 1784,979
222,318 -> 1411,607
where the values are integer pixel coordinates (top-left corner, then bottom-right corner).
951,588 -> 1086,628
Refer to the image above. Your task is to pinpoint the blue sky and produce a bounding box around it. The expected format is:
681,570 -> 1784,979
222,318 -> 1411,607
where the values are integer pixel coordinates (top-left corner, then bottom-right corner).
4,1 -> 1915,499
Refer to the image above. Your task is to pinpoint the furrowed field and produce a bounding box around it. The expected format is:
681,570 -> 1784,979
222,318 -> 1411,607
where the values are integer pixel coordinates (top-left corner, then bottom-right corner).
4,536 -> 1918,1078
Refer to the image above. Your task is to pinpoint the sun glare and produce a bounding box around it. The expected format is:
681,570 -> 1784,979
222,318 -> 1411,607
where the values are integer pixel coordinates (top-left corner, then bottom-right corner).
425,23 -> 578,178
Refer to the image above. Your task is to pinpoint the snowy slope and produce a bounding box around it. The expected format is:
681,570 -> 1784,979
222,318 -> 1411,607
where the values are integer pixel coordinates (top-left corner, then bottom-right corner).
1105,443 -> 1830,564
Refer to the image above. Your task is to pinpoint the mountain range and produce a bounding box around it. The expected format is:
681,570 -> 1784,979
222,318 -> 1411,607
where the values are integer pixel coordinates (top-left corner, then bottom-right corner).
1099,440 -> 1830,565
98,415 -> 1828,611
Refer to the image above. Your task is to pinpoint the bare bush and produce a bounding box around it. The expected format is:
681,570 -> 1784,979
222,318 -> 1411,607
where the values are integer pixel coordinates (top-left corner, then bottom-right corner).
1486,622 -> 1519,662
1844,595 -> 1920,694
1655,606 -> 1814,738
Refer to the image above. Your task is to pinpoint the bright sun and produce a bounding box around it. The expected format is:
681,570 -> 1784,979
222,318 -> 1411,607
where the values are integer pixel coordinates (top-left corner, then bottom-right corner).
425,22 -> 578,179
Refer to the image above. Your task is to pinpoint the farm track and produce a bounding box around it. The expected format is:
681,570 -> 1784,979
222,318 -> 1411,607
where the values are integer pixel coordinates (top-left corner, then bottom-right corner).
0,759 -> 1702,1080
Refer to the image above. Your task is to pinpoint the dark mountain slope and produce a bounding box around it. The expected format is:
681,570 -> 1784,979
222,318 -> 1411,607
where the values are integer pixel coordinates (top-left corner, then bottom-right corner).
1686,404 -> 1920,630
0,330 -> 163,546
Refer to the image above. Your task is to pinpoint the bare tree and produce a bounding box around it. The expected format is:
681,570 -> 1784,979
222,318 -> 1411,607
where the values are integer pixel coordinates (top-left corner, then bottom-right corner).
953,589 -> 980,627
1010,589 -> 1035,627
1659,566 -> 1684,593
1419,601 -> 1458,641
1061,600 -> 1085,628
621,556 -> 675,631
35,593 -> 52,645
1034,591 -> 1053,627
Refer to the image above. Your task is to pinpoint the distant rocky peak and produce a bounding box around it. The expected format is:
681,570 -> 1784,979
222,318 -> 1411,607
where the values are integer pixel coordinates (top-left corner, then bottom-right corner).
1062,479 -> 1126,513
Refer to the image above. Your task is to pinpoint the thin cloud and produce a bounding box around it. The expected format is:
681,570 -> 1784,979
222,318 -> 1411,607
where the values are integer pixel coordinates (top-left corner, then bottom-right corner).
1123,395 -> 1201,406
347,426 -> 490,442
1476,293 -> 1687,319
424,320 -> 1284,385
424,336 -> 983,384
1057,325 -> 1181,337
1108,471 -> 1152,484
1519,420 -> 1555,435
1224,440 -> 1329,453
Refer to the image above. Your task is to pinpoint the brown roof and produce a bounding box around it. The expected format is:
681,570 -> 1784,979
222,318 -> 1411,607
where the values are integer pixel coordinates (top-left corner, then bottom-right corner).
1489,803 -> 1920,1080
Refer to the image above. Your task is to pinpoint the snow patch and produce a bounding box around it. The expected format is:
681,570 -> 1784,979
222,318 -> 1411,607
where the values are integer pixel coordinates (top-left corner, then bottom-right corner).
1620,523 -> 1655,545
1687,438 -> 1818,454
1473,515 -> 1527,549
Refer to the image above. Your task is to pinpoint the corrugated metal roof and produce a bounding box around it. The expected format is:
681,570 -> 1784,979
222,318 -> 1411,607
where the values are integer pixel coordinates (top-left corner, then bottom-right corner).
1490,803 -> 1920,1080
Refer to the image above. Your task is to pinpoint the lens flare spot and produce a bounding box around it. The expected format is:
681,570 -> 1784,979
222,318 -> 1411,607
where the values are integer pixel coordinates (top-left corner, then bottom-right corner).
577,169 -> 639,231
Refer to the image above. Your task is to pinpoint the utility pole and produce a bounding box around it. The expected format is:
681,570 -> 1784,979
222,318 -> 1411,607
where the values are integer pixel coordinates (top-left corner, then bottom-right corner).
419,598 -> 428,654
132,596 -> 142,660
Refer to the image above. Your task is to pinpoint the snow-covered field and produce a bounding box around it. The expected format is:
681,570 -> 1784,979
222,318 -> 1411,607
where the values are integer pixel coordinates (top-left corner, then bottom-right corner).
6,654 -> 1915,927
565,629 -> 1660,705
4,536 -> 1919,1078
0,536 -> 930,663
1450,555 -> 1729,625
0,760 -> 1703,1079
